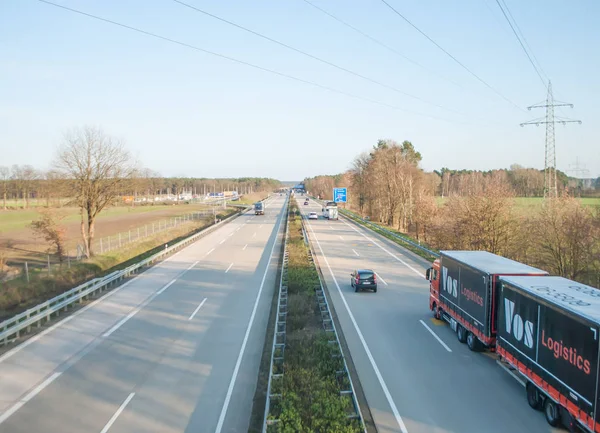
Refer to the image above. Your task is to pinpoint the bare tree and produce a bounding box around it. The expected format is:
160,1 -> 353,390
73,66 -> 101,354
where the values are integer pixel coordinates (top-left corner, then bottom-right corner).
530,197 -> 599,282
55,126 -> 136,258
30,209 -> 67,263
0,166 -> 9,210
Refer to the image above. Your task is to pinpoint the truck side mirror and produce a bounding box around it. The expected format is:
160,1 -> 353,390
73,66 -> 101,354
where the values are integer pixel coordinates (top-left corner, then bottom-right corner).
425,268 -> 431,280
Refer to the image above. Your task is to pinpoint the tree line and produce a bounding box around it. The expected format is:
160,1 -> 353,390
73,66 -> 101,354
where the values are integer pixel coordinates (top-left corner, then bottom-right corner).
2,126 -> 280,258
0,164 -> 279,209
303,139 -> 600,288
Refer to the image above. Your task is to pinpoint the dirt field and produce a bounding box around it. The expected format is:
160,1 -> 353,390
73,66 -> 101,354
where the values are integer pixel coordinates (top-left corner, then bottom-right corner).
0,202 -> 224,271
0,192 -> 270,275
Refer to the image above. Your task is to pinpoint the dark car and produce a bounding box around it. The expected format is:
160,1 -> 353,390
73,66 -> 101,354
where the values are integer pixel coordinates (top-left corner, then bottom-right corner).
304,200 -> 309,205
350,269 -> 377,292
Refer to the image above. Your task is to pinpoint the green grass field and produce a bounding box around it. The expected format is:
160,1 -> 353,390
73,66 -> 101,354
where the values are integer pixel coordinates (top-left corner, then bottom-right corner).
0,203 -> 213,234
436,196 -> 600,214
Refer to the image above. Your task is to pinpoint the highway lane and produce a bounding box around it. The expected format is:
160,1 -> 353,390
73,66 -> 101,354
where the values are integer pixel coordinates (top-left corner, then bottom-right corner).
298,197 -> 561,433
0,194 -> 287,433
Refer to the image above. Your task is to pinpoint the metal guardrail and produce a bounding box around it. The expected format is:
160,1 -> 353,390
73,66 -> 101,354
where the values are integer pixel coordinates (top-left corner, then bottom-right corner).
302,213 -> 366,431
263,200 -> 290,432
0,205 -> 253,346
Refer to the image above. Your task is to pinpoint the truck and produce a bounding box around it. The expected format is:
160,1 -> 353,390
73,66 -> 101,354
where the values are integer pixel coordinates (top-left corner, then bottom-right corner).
497,275 -> 600,432
426,251 -> 548,351
322,201 -> 338,220
254,202 -> 264,215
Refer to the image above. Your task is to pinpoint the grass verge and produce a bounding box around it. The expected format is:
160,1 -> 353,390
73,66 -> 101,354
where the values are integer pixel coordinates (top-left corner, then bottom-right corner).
267,199 -> 362,433
0,208 -> 240,321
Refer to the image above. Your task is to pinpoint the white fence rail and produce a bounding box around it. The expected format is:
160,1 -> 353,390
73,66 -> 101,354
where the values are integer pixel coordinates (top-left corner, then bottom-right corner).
0,205 -> 251,346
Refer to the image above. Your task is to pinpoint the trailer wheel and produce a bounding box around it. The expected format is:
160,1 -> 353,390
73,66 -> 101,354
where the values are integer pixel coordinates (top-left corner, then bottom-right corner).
466,332 -> 481,352
543,399 -> 560,427
457,325 -> 467,343
526,382 -> 542,410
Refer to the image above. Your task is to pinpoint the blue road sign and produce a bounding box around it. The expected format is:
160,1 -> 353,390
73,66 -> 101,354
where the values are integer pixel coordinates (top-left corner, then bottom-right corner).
333,187 -> 347,203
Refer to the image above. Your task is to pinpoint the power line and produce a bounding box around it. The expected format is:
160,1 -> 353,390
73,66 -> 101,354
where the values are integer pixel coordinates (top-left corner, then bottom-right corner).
495,0 -> 546,88
499,0 -> 548,81
378,0 -> 525,112
299,0 -> 465,90
171,0 -> 464,116
34,0 -> 464,124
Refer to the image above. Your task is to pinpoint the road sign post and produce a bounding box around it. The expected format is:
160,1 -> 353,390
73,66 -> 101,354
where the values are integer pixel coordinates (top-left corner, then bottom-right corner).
333,187 -> 347,203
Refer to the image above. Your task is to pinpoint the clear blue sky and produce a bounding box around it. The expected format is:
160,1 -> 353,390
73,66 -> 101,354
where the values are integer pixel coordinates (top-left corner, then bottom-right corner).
1,0 -> 598,180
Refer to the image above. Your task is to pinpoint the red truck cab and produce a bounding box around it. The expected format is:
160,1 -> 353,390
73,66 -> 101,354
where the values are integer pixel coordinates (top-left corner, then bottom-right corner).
426,258 -> 442,319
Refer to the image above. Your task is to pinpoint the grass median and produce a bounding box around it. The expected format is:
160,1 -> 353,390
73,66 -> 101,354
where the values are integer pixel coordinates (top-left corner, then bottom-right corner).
267,199 -> 361,433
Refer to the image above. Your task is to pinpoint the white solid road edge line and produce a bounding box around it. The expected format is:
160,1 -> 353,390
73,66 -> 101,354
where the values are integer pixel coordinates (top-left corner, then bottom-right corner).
0,275 -> 139,364
341,218 -> 423,277
0,372 -> 61,425
188,298 -> 207,321
496,360 -> 526,387
100,392 -> 135,433
374,272 -> 388,286
305,220 -> 409,433
214,197 -> 285,433
225,263 -> 233,273
419,320 -> 452,353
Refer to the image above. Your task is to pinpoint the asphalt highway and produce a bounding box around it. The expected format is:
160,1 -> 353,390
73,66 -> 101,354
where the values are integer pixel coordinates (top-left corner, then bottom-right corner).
0,194 -> 287,433
298,197 -> 562,433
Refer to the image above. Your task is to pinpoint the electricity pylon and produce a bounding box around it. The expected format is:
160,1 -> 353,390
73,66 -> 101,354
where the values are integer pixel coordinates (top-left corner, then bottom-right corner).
520,81 -> 581,198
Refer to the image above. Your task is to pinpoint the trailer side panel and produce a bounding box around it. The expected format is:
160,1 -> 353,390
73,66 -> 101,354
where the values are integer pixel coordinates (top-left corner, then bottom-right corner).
498,281 -> 599,423
440,255 -> 492,337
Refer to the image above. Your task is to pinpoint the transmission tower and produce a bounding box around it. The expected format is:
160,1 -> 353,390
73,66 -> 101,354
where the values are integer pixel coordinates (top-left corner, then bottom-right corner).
520,81 -> 581,198
567,157 -> 590,179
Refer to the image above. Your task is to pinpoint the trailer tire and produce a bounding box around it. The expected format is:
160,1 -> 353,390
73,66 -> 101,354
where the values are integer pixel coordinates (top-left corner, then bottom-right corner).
543,399 -> 560,427
457,325 -> 467,343
526,382 -> 542,410
466,332 -> 481,352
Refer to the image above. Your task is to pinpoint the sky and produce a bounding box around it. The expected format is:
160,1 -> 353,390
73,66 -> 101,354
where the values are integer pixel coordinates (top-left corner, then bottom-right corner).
1,0 -> 598,181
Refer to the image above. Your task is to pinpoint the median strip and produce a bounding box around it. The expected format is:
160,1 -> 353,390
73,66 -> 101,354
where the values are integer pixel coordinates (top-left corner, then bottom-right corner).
265,199 -> 363,432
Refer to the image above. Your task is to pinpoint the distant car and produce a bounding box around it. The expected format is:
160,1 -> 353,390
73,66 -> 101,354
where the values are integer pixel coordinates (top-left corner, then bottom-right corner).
350,269 -> 377,292
308,212 -> 318,220
304,200 -> 309,205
